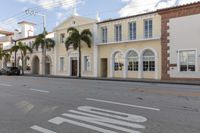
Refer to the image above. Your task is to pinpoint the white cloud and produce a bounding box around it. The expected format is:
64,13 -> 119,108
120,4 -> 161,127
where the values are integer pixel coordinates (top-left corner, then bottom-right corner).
119,0 -> 200,17
16,0 -> 80,10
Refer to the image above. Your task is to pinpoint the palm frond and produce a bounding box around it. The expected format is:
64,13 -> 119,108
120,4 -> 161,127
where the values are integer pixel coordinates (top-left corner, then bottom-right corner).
81,35 -> 91,48
81,29 -> 92,38
46,38 -> 55,49
67,27 -> 79,34
65,38 -> 73,50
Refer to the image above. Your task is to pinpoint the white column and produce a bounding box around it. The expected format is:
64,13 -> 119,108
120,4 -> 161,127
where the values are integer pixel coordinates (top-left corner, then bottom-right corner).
123,57 -> 127,78
155,56 -> 159,79
138,56 -> 142,79
67,56 -> 71,76
110,58 -> 113,78
93,24 -> 98,77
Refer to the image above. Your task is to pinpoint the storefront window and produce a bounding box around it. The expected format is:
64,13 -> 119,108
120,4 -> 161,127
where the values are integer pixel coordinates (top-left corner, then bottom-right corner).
179,50 -> 196,72
127,51 -> 138,71
143,50 -> 155,71
114,52 -> 124,71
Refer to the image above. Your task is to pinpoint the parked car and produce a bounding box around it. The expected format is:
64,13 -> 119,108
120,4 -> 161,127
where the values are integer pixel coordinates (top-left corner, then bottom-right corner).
0,67 -> 20,75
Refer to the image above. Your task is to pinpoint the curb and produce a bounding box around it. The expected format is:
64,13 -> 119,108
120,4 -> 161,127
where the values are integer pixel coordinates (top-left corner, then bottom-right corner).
22,74 -> 200,86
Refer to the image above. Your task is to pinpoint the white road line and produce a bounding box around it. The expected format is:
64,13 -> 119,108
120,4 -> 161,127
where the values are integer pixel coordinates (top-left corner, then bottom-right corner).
86,98 -> 160,111
30,125 -> 56,133
49,117 -> 118,133
30,88 -> 49,93
0,83 -> 12,87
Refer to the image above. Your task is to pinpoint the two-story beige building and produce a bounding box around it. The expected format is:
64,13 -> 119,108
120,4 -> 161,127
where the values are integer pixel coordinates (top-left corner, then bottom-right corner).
97,12 -> 162,79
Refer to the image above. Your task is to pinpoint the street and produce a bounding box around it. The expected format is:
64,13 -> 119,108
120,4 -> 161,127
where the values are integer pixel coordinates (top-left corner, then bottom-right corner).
0,76 -> 199,133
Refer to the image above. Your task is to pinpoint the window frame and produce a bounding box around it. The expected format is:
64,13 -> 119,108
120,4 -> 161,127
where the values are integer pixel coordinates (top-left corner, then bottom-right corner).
114,24 -> 122,42
59,57 -> 65,72
101,27 -> 108,43
144,19 -> 153,39
84,56 -> 91,71
142,50 -> 155,72
127,51 -> 139,72
60,33 -> 65,44
114,52 -> 124,71
128,21 -> 137,40
178,49 -> 197,72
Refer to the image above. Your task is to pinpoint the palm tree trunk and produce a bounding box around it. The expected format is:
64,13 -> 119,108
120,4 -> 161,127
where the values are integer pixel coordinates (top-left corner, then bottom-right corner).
21,55 -> 24,75
78,42 -> 81,78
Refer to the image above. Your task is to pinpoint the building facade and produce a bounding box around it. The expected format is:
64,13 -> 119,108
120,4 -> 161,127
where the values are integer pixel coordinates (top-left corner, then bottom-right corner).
1,21 -> 55,75
0,28 -> 13,68
158,2 -> 200,80
97,12 -> 162,79
54,15 -> 98,77
1,2 -> 200,80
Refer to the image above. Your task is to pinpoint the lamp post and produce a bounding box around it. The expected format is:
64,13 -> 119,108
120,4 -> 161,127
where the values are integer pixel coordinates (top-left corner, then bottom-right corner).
25,9 -> 47,75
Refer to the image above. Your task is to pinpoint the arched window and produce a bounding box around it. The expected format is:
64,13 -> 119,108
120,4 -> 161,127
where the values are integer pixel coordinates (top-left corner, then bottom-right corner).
143,50 -> 155,71
127,51 -> 138,71
114,52 -> 124,71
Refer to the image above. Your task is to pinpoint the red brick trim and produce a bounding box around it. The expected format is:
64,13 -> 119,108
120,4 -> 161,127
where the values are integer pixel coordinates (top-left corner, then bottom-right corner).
159,3 -> 200,80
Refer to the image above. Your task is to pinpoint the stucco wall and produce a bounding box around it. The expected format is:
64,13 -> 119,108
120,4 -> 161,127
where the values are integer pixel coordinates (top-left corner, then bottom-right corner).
54,16 -> 97,77
169,14 -> 200,78
98,40 -> 161,79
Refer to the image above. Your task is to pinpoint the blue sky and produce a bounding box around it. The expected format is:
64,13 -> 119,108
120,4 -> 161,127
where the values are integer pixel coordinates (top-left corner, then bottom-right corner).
0,0 -> 199,34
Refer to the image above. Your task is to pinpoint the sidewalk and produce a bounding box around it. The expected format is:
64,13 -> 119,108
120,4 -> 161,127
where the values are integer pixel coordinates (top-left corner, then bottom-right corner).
23,74 -> 200,86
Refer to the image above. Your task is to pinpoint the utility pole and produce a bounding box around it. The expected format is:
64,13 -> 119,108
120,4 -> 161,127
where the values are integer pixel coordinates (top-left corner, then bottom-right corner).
11,38 -> 17,67
25,9 -> 47,75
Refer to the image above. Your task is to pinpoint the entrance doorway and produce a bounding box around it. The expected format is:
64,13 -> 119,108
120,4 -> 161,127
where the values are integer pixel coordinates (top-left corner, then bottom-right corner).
32,56 -> 40,74
71,59 -> 78,76
101,58 -> 108,77
45,56 -> 51,75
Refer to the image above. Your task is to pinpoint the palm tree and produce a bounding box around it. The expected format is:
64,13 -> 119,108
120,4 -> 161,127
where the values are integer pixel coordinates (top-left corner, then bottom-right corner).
10,41 -> 32,75
0,48 -> 9,60
32,33 -> 55,75
0,48 -> 10,67
65,27 -> 92,77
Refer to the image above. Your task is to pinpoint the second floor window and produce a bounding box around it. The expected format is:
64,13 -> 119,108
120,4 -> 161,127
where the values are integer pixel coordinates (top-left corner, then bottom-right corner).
129,22 -> 136,40
101,27 -> 107,43
60,33 -> 65,43
115,24 -> 122,42
144,19 -> 153,39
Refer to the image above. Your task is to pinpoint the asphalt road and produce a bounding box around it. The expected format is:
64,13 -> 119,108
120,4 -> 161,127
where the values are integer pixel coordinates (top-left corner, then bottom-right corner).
0,76 -> 199,133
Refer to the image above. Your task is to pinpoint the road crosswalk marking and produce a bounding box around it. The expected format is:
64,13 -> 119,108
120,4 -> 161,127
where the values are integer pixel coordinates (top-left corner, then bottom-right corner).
31,106 -> 147,133
30,125 -> 56,133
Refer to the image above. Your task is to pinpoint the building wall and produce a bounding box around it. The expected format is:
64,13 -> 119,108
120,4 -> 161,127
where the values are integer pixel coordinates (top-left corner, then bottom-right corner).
98,14 -> 161,44
12,35 -> 56,75
97,13 -> 161,79
159,2 -> 200,80
54,16 -> 97,77
98,40 -> 161,79
168,14 -> 200,78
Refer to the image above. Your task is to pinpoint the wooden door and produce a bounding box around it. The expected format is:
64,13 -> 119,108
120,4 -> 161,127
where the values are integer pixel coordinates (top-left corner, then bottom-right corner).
71,60 -> 78,76
101,58 -> 108,77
